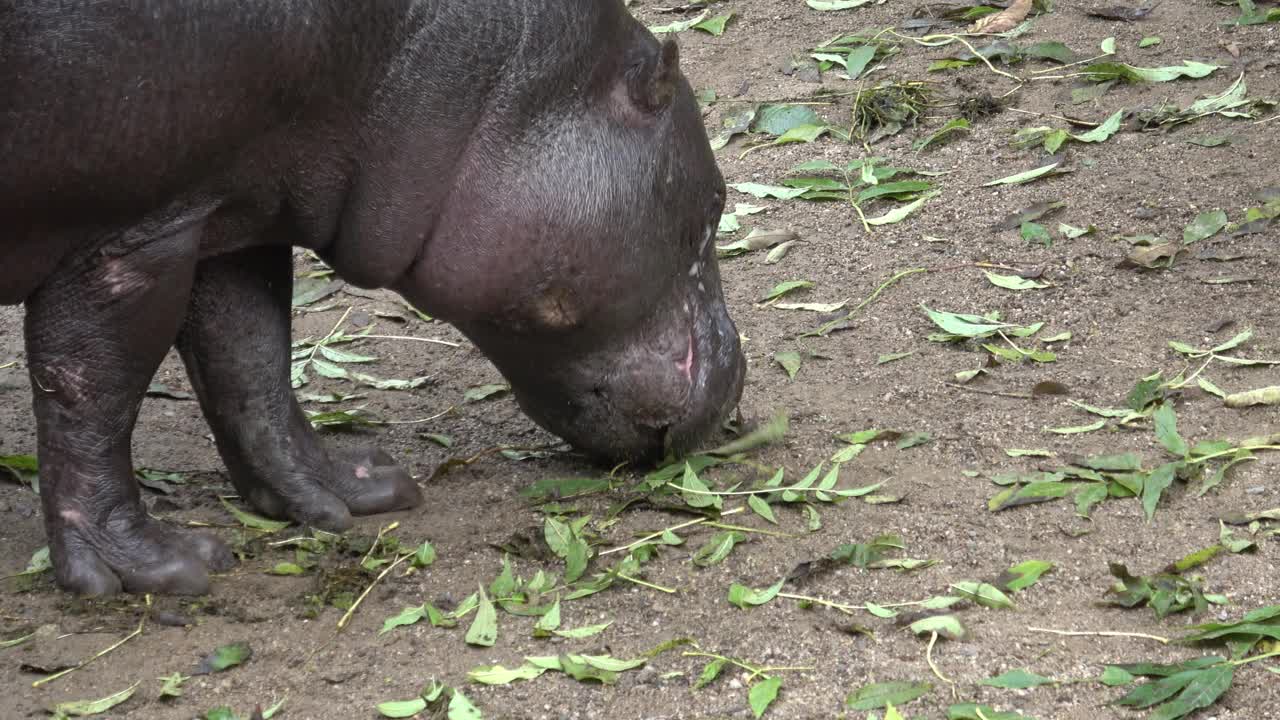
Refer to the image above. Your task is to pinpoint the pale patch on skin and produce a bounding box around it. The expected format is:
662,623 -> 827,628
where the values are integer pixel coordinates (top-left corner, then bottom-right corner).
59,508 -> 87,526
676,330 -> 694,385
98,257 -> 153,298
33,361 -> 92,405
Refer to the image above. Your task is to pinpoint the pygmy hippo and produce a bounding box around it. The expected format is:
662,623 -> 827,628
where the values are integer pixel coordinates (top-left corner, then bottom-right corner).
0,0 -> 745,595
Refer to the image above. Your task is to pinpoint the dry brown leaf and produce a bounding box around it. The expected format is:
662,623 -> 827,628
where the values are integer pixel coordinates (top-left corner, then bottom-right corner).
1121,242 -> 1185,270
969,0 -> 1033,34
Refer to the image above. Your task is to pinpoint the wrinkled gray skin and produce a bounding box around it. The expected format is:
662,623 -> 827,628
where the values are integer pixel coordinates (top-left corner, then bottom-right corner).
0,0 -> 745,596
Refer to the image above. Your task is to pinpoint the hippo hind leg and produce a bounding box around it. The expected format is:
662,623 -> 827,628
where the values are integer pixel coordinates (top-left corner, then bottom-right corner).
25,225 -> 235,596
176,244 -> 421,532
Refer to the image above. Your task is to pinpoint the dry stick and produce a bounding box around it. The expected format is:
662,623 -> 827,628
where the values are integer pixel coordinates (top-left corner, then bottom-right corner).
34,596 -> 152,688
599,507 -> 746,557
377,405 -> 456,426
1007,107 -> 1100,127
1028,626 -> 1170,644
1255,113 -> 1280,125
943,382 -> 1034,400
357,334 -> 462,349
338,551 -> 413,631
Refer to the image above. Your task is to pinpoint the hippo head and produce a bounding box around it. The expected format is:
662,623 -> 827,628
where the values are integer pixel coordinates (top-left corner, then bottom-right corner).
394,27 -> 744,463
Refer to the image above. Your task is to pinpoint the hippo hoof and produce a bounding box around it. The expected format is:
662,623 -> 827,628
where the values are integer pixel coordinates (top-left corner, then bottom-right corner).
52,517 -> 235,596
329,447 -> 424,516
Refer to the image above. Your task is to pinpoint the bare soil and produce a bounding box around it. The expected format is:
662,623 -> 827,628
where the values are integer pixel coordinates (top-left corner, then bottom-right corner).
2,2 -> 1278,719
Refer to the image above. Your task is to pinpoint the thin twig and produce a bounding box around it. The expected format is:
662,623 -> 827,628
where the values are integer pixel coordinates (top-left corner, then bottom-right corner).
616,573 -> 677,594
1007,107 -> 1099,127
943,382 -> 1033,400
377,406 -> 456,425
357,334 -> 462,349
1028,626 -> 1170,644
34,596 -> 151,687
337,552 -> 412,631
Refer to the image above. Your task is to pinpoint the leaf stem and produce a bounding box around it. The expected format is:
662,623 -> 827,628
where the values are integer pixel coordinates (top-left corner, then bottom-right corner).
616,573 -> 677,594
1230,649 -> 1280,666
1027,626 -> 1170,644
599,507 -> 746,557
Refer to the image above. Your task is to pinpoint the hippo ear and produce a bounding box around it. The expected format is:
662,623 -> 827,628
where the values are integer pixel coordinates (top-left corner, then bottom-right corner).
626,37 -> 680,114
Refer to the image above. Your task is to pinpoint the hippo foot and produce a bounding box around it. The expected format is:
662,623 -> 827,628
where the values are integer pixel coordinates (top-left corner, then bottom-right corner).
51,512 -> 235,596
242,446 -> 422,533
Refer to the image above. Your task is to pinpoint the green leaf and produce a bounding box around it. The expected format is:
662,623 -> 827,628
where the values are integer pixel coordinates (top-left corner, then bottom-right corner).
865,191 -> 940,225
1100,666 -> 1136,686
533,598 -> 561,634
846,680 -> 932,710
748,493 -> 778,524
761,280 -> 814,302
157,672 -> 188,699
998,560 -> 1054,592
896,432 -> 932,450
910,614 -> 967,640
377,698 -> 427,718
268,562 -> 306,576
1044,420 -> 1106,435
749,676 -> 783,718
380,605 -> 428,634
464,384 -> 510,402
774,124 -> 828,145
696,658 -> 728,689
554,621 -> 612,639
1153,404 -> 1189,458
468,663 -> 546,685
1182,210 -> 1229,244
728,578 -> 786,609
1084,60 -> 1220,84
648,10 -> 709,34
752,105 -> 822,135
194,642 -> 251,674
983,160 -> 1066,187
981,669 -> 1054,689
913,119 -> 971,152
692,13 -> 733,36
1073,109 -> 1126,143
922,306 -> 1013,337
219,497 -> 291,532
693,531 -> 746,567
1142,462 -> 1180,521
51,682 -> 141,719
984,271 -> 1050,291
731,182 -> 811,200
678,464 -> 723,510
952,581 -> 1015,609
465,586 -> 498,647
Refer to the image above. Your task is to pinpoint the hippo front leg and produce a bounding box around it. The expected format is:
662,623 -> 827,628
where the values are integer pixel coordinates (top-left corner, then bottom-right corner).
177,245 -> 421,531
25,226 -> 235,595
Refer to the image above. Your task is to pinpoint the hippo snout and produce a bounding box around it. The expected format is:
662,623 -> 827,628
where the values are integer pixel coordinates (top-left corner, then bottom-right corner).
479,295 -> 745,465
